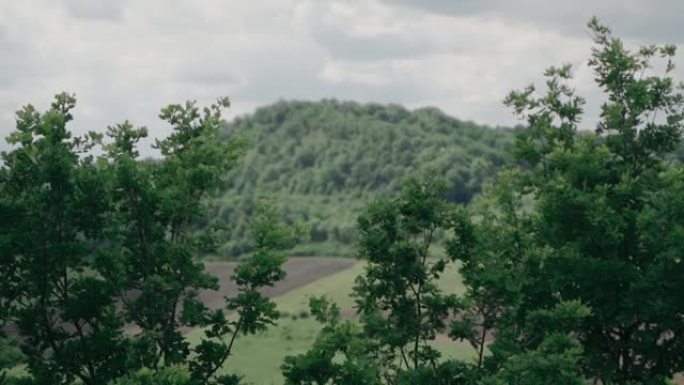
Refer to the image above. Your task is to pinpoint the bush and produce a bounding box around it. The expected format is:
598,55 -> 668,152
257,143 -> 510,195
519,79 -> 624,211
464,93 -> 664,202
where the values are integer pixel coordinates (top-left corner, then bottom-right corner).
108,368 -> 191,385
0,337 -> 25,368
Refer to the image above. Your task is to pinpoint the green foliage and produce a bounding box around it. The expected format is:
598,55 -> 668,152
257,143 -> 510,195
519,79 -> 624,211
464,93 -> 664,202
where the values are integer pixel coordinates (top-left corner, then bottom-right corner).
479,301 -> 589,385
281,296 -> 381,385
282,176 -> 478,384
0,94 -> 293,385
353,176 -> 475,377
450,169 -> 531,370
483,17 -> 684,385
1,92 -> 130,385
215,101 -> 513,258
0,337 -> 25,384
0,338 -> 23,368
108,367 -> 192,385
395,360 -> 476,385
97,97 -> 248,375
191,200 -> 298,385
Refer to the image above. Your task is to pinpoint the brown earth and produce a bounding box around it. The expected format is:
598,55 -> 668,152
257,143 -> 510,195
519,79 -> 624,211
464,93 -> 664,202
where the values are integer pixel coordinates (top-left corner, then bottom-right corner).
3,257 -> 357,338
199,256 -> 356,310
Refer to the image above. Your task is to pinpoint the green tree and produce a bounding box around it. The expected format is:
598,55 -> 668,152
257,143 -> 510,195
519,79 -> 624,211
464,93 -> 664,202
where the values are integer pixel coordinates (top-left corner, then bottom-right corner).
353,176 -> 475,382
282,176 -> 477,385
449,170 -> 530,372
98,98 -> 247,371
495,18 -> 684,384
1,93 -> 128,385
108,367 -> 191,385
480,301 -> 589,385
0,94 -> 295,385
215,100 -> 513,258
189,200 -> 299,385
281,296 -> 380,385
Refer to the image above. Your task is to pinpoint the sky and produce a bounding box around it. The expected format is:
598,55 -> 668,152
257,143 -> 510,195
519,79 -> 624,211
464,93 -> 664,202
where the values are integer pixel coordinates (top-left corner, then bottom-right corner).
1,0 -> 683,153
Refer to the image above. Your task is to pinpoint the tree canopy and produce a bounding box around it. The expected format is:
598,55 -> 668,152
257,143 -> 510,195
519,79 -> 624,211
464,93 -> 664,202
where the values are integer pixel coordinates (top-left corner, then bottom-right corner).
215,100 -> 513,258
0,95 -> 297,385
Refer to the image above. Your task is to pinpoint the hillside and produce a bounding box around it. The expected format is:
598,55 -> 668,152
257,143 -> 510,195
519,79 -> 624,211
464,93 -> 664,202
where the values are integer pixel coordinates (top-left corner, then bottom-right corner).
215,100 -> 514,258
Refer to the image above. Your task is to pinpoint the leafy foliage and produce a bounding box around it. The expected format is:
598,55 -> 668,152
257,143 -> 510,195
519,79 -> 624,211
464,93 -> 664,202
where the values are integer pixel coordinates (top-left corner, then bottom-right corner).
189,200 -> 299,385
281,296 -> 380,385
1,93 -> 129,385
353,176 -> 474,378
108,367 -> 192,385
282,176 -> 477,385
0,95 -> 294,385
478,17 -> 684,385
216,101 -> 513,258
0,337 -> 24,383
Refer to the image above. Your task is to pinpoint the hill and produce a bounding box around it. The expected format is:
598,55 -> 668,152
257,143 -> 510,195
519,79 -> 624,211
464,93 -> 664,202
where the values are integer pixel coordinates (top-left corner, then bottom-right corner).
214,100 -> 514,258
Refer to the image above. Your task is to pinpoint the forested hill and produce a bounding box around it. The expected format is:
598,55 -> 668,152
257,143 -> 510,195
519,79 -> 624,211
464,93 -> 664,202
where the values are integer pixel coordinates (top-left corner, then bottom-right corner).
215,100 -> 514,258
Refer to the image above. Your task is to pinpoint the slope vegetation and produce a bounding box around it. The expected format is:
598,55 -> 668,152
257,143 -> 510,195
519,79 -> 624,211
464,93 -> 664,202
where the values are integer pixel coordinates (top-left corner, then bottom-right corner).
216,100 -> 514,258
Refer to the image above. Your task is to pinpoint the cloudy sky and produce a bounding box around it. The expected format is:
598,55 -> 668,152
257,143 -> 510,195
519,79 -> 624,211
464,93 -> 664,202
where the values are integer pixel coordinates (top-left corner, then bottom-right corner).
1,0 -> 682,151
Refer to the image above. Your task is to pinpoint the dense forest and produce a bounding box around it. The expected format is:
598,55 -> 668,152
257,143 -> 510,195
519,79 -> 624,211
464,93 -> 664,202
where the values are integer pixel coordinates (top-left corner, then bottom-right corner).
216,101 -> 513,257
2,18 -> 684,385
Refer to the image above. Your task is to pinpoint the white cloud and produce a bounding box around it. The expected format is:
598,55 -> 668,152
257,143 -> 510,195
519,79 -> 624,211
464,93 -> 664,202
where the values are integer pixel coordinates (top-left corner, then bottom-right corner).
1,0 -> 682,154
319,61 -> 392,86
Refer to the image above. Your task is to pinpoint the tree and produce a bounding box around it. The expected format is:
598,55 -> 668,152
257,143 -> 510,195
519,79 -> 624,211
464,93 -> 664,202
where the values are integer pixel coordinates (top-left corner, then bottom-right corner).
282,176 -> 477,385
108,367 -> 191,385
214,100 -> 513,259
0,94 -> 295,385
281,296 -> 381,385
495,17 -> 684,384
479,301 -> 590,385
449,170 -> 530,372
98,98 -> 247,372
1,93 -> 129,385
189,200 -> 300,385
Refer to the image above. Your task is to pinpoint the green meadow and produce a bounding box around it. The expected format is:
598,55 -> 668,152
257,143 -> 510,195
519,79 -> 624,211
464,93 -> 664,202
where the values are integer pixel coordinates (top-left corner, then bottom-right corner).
185,260 -> 472,385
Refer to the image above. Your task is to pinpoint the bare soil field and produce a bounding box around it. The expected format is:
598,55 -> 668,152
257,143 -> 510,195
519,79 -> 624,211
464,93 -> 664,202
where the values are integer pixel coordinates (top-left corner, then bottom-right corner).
199,256 -> 357,310
3,257 -> 357,338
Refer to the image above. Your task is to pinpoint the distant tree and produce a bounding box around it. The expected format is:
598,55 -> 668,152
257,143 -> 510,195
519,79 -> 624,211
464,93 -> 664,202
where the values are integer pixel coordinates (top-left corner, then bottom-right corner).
216,99 -> 513,258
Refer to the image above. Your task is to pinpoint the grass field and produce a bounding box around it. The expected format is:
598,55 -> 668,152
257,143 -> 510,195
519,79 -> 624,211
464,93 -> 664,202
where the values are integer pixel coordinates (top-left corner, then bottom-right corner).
7,256 -> 684,385
186,259 -> 474,385
4,258 -> 474,385
185,262 -> 368,385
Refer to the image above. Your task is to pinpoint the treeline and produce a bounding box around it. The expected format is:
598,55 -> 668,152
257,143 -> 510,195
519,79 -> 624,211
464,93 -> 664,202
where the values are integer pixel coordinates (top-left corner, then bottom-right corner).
216,100 -> 514,257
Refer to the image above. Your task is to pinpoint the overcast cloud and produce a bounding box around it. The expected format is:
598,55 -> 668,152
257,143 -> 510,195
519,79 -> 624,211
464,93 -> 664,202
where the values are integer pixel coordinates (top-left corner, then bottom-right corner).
1,0 -> 682,153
